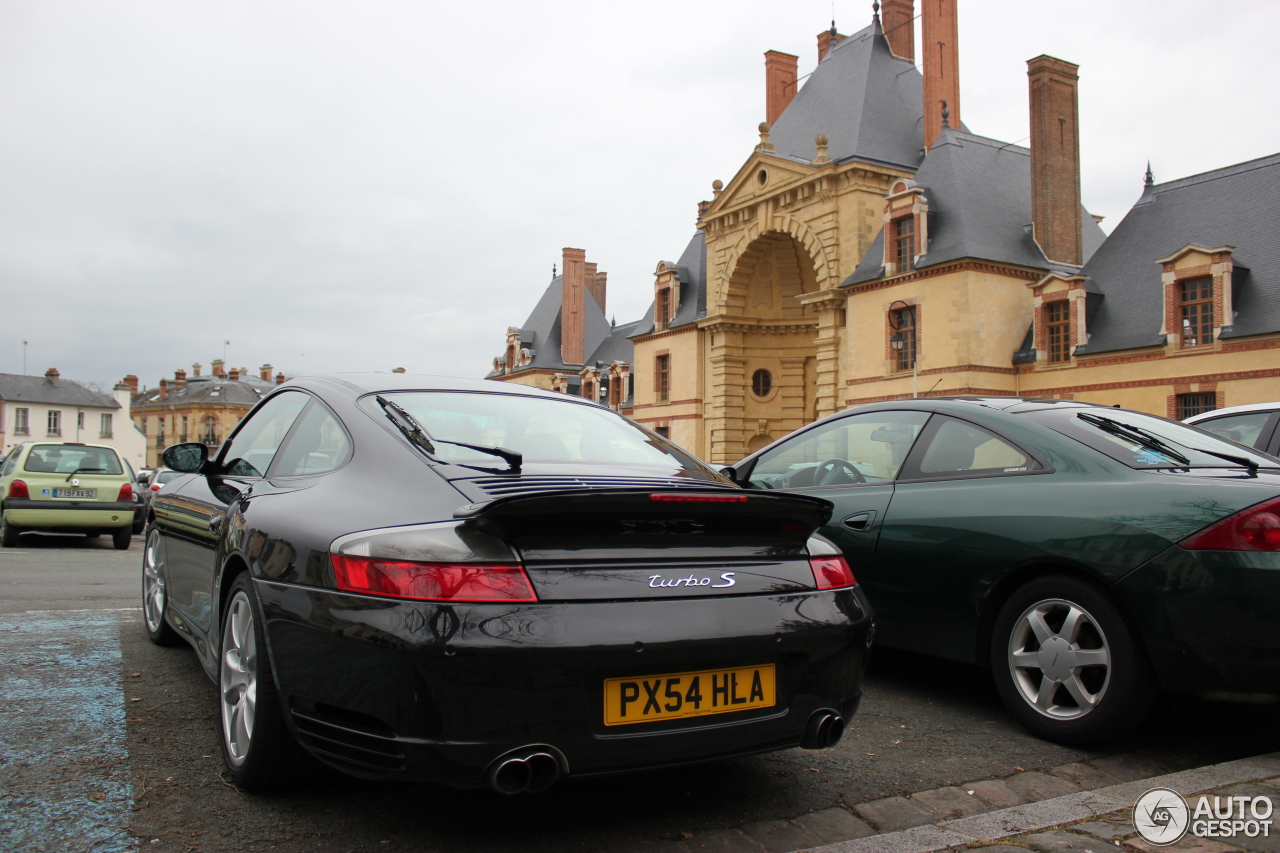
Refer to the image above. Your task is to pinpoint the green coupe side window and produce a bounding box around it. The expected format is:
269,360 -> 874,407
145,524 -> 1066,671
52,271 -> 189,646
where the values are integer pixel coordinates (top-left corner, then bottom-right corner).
748,411 -> 930,489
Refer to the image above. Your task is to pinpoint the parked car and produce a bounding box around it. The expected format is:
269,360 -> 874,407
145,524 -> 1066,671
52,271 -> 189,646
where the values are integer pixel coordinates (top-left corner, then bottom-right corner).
134,467 -> 183,515
1184,403 -> 1280,457
723,397 -> 1280,745
141,374 -> 870,792
0,441 -> 136,548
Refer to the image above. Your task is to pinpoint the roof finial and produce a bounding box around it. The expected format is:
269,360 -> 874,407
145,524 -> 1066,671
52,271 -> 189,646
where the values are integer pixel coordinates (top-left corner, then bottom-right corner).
1144,161 -> 1154,188
941,100 -> 950,128
756,121 -> 775,152
552,263 -> 557,279
872,1 -> 880,23
829,19 -> 839,53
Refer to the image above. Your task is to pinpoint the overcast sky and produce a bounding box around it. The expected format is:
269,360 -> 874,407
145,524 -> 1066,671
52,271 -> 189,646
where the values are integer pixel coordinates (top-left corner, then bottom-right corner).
3,0 -> 1278,391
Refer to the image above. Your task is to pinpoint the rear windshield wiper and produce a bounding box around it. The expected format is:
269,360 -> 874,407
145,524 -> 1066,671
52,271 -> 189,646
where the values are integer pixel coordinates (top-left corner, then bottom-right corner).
376,395 -> 521,472
1079,412 -> 1260,473
66,467 -> 107,482
1077,413 -> 1191,466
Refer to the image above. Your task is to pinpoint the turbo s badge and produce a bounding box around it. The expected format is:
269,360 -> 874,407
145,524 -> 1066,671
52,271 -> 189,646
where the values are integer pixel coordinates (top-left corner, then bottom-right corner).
648,572 -> 736,589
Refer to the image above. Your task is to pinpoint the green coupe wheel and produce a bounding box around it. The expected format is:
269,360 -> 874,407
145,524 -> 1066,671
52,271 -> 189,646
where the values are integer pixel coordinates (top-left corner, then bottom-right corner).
991,574 -> 1154,745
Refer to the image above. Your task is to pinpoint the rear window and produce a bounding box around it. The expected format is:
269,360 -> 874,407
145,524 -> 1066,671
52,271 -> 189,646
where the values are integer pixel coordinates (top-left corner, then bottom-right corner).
366,391 -> 714,475
23,445 -> 123,475
155,470 -> 183,485
1026,408 -> 1279,470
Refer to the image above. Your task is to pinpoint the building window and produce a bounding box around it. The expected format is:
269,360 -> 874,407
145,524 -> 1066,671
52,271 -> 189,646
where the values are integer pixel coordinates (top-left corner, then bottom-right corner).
1046,300 -> 1071,363
610,375 -> 622,407
77,411 -> 85,429
14,408 -> 29,435
47,409 -> 62,436
655,354 -> 670,402
890,306 -> 916,372
751,369 -> 772,397
1176,393 -> 1217,420
1180,277 -> 1213,347
202,416 -> 219,446
99,413 -> 113,439
582,380 -> 595,401
180,416 -> 188,443
655,426 -> 670,439
893,217 -> 915,269
505,344 -> 515,371
657,288 -> 672,327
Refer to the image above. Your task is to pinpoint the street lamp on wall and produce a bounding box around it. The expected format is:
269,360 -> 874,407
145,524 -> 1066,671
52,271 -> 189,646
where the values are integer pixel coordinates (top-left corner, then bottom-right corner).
886,300 -> 918,398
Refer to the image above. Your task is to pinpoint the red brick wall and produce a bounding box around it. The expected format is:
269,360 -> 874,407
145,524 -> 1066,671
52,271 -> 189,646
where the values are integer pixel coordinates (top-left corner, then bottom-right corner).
765,51 -> 798,126
922,0 -> 960,150
561,247 -> 586,365
883,0 -> 915,61
1028,55 -> 1083,266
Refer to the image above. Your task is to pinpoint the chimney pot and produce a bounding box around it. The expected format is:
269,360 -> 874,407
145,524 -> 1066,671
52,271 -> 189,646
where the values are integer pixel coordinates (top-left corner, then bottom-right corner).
174,370 -> 187,388
192,363 -> 202,377
882,0 -> 915,61
211,359 -> 226,378
764,51 -> 799,126
1028,54 -> 1083,266
259,363 -> 272,381
560,248 -> 587,366
158,377 -> 167,400
229,368 -> 240,382
123,375 -> 139,395
922,0 -> 961,151
44,368 -> 60,383
275,372 -> 285,385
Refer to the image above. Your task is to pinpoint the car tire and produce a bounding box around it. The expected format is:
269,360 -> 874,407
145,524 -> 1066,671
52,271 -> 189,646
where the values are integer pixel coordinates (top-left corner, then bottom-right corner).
990,574 -> 1154,746
219,573 -> 312,790
141,529 -> 181,646
0,515 -> 21,547
112,527 -> 132,550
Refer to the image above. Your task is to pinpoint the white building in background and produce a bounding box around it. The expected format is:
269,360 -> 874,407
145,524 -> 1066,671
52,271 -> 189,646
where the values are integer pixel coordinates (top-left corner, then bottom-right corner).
0,369 -> 147,471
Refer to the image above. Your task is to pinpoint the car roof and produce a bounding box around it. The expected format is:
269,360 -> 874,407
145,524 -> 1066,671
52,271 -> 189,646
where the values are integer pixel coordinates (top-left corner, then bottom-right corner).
24,441 -> 121,451
284,373 -> 597,405
1184,402 -> 1280,423
854,396 -> 1102,416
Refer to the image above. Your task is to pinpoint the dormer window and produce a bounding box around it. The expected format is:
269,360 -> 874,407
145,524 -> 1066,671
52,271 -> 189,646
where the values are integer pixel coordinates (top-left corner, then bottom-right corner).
1180,277 -> 1213,348
657,288 -> 672,327
881,179 -> 928,276
1046,301 -> 1071,363
893,217 -> 915,269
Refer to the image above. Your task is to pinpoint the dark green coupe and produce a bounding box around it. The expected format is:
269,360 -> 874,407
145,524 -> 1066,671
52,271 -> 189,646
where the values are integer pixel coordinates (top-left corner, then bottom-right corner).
725,398 -> 1280,744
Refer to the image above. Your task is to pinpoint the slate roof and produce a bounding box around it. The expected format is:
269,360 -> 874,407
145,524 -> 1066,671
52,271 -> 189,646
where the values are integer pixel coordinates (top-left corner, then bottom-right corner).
843,128 -> 1107,286
0,373 -> 120,408
132,374 -> 272,410
487,274 -> 613,377
634,231 -> 708,336
1075,152 -> 1280,355
768,20 -> 928,169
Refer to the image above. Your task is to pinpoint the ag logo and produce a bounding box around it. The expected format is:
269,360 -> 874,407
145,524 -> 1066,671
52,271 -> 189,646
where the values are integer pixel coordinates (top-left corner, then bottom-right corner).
1134,787 -> 1189,845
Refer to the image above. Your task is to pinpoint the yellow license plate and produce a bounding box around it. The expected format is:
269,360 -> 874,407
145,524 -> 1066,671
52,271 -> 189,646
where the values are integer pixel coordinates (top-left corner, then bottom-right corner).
603,664 -> 776,726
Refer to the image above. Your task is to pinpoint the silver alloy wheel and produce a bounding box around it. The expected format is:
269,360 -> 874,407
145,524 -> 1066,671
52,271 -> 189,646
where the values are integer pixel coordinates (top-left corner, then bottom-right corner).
1007,597 -> 1111,720
142,530 -> 167,633
220,590 -> 258,767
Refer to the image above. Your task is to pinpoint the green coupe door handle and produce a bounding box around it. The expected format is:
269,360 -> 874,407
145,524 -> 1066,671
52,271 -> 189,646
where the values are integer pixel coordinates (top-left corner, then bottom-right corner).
842,511 -> 877,531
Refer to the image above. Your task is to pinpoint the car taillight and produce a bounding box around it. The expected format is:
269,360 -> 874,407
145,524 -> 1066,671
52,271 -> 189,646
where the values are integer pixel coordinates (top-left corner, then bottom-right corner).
151,484 -> 161,491
118,483 -> 133,500
330,555 -> 539,602
649,493 -> 748,503
1179,495 -> 1280,552
8,479 -> 29,499
810,555 -> 856,590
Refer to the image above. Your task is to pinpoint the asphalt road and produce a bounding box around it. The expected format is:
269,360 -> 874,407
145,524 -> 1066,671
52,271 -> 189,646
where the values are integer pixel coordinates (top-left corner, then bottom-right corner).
3,534 -> 1279,853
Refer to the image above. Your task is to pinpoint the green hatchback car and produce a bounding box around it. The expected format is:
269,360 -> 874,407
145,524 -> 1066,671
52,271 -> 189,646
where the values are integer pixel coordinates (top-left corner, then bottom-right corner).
1,442 -> 136,549
725,398 -> 1280,745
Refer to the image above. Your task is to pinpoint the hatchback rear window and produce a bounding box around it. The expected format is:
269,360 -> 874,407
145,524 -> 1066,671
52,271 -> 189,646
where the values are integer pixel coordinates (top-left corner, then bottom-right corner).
1026,408 -> 1279,470
24,445 -> 123,475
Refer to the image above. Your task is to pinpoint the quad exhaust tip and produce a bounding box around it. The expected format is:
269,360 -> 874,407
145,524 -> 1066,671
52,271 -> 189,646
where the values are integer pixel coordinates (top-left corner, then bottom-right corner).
486,746 -> 563,795
801,710 -> 845,750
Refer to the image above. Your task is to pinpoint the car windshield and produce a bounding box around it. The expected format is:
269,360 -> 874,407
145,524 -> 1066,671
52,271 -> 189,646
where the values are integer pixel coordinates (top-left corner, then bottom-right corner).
370,391 -> 713,473
23,445 -> 124,475
1028,407 -> 1279,470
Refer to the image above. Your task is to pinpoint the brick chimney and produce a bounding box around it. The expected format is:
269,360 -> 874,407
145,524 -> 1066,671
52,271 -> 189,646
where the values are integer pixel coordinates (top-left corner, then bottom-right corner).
259,364 -> 272,381
44,368 -> 60,383
922,0 -> 961,151
158,378 -> 168,400
174,369 -> 186,389
561,247 -> 587,366
764,50 -> 798,126
211,359 -> 226,378
228,367 -> 240,382
883,0 -> 915,61
1028,55 -> 1083,266
275,372 -> 285,385
192,362 -> 202,377
122,375 -> 139,395
586,265 -> 607,316
815,27 -> 847,63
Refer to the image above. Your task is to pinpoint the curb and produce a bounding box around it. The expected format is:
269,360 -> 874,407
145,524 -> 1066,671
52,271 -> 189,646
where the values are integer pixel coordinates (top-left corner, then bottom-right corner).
799,752 -> 1280,853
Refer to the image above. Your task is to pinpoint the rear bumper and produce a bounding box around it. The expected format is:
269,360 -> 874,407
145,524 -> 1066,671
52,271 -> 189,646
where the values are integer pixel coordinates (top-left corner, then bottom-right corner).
256,579 -> 872,785
1115,546 -> 1280,695
2,499 -> 135,529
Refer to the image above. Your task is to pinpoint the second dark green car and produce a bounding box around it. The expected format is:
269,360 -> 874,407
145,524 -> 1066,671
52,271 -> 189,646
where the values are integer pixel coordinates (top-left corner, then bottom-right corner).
725,397 -> 1280,745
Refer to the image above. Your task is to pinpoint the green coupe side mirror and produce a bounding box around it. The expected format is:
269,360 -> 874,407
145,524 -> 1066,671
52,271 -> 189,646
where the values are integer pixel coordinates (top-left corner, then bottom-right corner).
162,443 -> 209,473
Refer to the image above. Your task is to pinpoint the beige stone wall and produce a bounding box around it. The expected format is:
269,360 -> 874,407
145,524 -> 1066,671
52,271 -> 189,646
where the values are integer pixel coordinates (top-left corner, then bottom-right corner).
631,327 -> 705,457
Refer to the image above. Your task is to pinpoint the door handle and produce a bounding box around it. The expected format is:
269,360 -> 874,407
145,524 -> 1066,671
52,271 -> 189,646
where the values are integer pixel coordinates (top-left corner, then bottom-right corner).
842,511 -> 877,531
208,516 -> 223,534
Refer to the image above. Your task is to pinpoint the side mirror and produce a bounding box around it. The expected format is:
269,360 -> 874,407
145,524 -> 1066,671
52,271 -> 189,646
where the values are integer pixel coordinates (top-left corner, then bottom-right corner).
162,443 -> 209,473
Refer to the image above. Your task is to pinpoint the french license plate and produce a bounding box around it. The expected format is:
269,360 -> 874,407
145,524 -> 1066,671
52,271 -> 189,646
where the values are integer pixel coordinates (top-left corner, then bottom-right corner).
603,664 -> 776,726
52,488 -> 96,499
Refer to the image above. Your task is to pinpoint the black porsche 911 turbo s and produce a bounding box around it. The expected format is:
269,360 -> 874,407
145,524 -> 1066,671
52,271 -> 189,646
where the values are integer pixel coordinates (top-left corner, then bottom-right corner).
141,374 -> 871,792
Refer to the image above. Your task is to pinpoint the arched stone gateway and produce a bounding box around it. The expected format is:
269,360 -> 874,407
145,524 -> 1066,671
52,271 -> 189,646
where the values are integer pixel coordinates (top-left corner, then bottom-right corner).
704,230 -> 825,463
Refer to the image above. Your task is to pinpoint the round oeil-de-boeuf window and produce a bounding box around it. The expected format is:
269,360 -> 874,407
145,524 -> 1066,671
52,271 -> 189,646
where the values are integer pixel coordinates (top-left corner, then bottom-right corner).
752,369 -> 772,398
